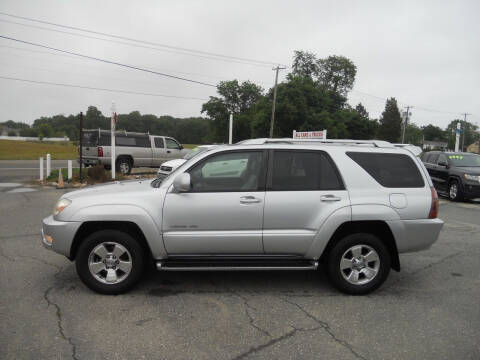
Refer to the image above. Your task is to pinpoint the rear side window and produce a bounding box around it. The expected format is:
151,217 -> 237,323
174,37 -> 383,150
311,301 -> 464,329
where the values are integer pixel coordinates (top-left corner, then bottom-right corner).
347,152 -> 425,188
271,151 -> 344,191
115,136 -> 150,147
154,137 -> 164,148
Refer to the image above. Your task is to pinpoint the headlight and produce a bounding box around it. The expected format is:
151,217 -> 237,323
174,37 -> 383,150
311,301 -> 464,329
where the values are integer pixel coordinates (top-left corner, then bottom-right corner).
464,174 -> 480,183
53,198 -> 72,216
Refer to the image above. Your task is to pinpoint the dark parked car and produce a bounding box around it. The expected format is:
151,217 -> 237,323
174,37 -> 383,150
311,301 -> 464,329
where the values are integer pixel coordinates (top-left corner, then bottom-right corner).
422,151 -> 480,201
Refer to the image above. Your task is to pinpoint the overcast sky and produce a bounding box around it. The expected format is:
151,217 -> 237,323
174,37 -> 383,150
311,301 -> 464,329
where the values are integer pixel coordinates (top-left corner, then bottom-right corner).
0,0 -> 479,130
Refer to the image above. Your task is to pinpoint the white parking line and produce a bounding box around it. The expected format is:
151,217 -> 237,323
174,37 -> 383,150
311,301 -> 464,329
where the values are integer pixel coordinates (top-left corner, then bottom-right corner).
6,188 -> 37,193
0,182 -> 22,187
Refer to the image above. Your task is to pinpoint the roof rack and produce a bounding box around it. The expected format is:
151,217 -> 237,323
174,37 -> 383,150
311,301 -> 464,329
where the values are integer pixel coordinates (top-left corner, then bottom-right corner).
238,138 -> 395,148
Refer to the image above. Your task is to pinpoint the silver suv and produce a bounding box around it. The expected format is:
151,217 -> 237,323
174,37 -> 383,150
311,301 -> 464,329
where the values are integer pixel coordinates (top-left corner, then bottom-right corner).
42,139 -> 443,295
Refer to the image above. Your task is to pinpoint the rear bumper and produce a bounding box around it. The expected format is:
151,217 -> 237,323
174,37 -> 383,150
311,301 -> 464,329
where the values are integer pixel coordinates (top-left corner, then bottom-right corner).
388,218 -> 444,253
78,157 -> 98,166
41,215 -> 82,259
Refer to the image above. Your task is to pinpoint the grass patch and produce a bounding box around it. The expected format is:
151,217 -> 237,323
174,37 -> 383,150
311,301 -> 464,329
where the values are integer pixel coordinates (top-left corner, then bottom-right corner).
182,144 -> 200,149
0,140 -> 77,160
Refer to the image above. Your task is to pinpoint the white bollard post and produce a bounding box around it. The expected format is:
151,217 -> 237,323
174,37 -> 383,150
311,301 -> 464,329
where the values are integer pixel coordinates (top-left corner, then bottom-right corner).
67,160 -> 72,180
39,157 -> 44,181
46,154 -> 51,177
229,113 -> 233,144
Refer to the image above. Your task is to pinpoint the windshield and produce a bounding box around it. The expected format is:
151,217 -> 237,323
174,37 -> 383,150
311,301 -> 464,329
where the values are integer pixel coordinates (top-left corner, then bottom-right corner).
184,146 -> 208,160
448,154 -> 480,167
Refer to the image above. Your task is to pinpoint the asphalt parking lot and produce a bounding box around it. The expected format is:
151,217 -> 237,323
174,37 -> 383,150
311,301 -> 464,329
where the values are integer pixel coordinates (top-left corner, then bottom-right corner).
1,185 -> 479,360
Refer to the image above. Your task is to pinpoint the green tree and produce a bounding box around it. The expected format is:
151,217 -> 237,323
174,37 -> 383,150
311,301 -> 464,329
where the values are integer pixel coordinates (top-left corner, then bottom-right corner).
377,98 -> 402,142
202,80 -> 263,142
316,55 -> 357,95
446,119 -> 479,151
422,124 -> 446,141
343,103 -> 378,140
37,123 -> 54,139
405,123 -> 424,145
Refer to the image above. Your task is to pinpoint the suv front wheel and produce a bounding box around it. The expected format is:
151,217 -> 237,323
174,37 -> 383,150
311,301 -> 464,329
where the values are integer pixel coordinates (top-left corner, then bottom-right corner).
448,180 -> 463,201
76,230 -> 145,294
327,233 -> 390,295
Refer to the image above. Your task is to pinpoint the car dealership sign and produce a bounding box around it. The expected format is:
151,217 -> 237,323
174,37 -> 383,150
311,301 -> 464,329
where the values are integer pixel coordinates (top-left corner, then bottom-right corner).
292,130 -> 327,139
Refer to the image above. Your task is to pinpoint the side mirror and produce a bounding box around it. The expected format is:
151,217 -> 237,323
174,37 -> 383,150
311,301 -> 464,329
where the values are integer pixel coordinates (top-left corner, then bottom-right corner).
438,161 -> 448,168
173,173 -> 191,192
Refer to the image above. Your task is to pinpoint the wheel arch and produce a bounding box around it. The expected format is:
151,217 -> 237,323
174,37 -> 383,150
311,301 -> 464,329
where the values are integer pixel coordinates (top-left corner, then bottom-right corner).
116,154 -> 134,166
320,221 -> 400,271
70,221 -> 153,261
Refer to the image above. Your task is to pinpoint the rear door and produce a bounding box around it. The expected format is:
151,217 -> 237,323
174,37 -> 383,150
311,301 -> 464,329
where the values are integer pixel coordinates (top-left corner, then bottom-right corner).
263,150 -> 349,255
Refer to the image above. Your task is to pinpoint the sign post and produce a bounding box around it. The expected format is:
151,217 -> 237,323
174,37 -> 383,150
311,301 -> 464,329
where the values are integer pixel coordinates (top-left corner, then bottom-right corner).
228,113 -> 233,144
111,102 -> 117,179
455,122 -> 461,152
292,130 -> 327,139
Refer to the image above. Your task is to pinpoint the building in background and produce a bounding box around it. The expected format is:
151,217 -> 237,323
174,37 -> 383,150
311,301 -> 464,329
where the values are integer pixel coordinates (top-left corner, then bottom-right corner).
466,141 -> 480,154
423,140 -> 448,151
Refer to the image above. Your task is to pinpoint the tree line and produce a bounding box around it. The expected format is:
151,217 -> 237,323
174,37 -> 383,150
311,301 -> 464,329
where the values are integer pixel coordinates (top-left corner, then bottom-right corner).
2,50 -> 478,149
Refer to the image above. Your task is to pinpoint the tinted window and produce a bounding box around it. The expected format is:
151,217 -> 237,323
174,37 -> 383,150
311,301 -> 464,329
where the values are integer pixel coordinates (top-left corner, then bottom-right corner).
188,151 -> 263,192
82,131 -> 98,146
437,154 -> 448,165
271,151 -> 344,191
154,137 -> 164,148
116,137 -> 136,146
98,134 -> 111,146
166,138 -> 181,150
135,136 -> 151,148
428,153 -> 439,164
347,152 -> 425,188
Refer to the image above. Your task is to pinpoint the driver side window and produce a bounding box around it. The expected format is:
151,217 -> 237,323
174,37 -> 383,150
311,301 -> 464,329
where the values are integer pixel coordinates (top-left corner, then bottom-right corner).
437,154 -> 448,165
188,151 -> 264,192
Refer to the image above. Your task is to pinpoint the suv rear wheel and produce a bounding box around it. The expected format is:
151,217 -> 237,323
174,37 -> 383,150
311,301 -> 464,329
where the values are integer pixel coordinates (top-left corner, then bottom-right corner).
76,230 -> 145,294
448,180 -> 463,201
116,157 -> 132,175
326,233 -> 390,295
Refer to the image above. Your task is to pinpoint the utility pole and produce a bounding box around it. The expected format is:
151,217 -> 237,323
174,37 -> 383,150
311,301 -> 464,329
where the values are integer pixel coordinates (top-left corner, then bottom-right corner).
401,106 -> 412,143
461,113 -> 471,152
79,112 -> 83,183
269,65 -> 286,138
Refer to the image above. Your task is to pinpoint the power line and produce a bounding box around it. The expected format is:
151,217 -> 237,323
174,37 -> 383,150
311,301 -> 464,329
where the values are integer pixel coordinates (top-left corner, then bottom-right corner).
0,75 -> 209,100
0,11 -> 283,67
0,35 -> 217,87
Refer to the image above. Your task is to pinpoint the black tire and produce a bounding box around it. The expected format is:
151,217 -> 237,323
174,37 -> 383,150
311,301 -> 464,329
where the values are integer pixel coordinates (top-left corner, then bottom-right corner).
75,230 -> 145,294
116,157 -> 132,175
326,233 -> 390,295
448,180 -> 463,202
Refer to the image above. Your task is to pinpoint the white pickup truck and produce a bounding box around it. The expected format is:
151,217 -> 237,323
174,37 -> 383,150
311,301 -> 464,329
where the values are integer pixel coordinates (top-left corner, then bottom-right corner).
81,130 -> 188,174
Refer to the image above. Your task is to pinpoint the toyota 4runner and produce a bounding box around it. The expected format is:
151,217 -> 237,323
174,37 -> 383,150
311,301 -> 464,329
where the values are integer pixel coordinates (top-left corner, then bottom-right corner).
42,139 -> 443,295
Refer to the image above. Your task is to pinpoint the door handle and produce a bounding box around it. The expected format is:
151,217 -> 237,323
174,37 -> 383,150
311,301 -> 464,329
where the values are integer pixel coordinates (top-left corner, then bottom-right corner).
240,196 -> 261,204
167,150 -> 171,153
320,195 -> 342,202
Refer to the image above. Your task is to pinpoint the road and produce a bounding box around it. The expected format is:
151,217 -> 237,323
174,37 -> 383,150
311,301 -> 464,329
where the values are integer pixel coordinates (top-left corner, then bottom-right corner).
0,187 -> 479,359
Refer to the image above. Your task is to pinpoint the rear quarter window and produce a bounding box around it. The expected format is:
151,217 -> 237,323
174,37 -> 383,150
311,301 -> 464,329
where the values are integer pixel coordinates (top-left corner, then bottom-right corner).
347,152 -> 425,188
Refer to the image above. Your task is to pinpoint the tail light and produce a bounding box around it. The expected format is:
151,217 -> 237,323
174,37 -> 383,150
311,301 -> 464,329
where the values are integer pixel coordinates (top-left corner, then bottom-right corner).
98,146 -> 103,157
428,186 -> 438,219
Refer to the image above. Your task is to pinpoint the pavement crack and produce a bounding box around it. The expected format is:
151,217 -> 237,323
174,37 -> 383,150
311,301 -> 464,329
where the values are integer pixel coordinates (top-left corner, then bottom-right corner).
231,327 -> 297,360
233,290 -> 272,338
280,297 -> 368,360
44,286 -> 79,360
0,244 -> 61,270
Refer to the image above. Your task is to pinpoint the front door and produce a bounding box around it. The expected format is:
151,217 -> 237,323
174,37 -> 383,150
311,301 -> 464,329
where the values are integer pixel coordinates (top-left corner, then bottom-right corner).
165,138 -> 183,160
263,150 -> 349,255
162,150 -> 266,254
152,137 -> 168,166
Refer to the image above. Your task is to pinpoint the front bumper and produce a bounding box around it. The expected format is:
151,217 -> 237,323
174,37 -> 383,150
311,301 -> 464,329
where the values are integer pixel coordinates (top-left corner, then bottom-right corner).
462,183 -> 480,199
388,218 -> 444,253
41,215 -> 82,259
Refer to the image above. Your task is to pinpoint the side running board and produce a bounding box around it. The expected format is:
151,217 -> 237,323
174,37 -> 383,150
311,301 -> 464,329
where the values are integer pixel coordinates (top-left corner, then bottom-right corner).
156,257 -> 319,271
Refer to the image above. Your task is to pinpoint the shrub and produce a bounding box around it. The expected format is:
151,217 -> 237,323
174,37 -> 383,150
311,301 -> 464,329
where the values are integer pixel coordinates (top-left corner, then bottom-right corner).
87,165 -> 108,183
